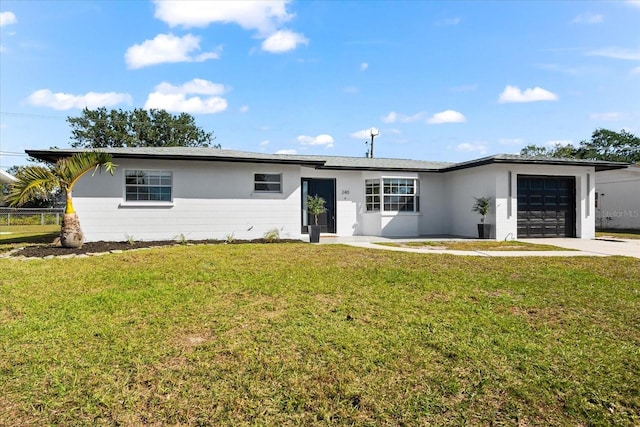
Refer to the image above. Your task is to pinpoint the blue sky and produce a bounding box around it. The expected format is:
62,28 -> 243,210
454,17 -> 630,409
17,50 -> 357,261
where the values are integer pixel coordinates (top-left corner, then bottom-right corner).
1,0 -> 639,169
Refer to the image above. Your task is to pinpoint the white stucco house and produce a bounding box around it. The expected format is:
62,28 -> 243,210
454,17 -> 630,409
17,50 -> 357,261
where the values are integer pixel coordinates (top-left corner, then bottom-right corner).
27,148 -> 628,242
596,165 -> 640,230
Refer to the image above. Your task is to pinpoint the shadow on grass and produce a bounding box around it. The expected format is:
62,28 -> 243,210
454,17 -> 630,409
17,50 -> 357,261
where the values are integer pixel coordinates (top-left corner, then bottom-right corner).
0,232 -> 59,245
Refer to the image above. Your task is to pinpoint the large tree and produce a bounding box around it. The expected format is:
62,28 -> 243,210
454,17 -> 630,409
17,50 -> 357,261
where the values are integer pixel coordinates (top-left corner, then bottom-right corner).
520,128 -> 640,163
67,108 -> 217,148
6,152 -> 116,248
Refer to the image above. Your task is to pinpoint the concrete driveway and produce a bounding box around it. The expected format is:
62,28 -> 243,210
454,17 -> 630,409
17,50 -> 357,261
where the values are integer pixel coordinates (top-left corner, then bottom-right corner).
319,235 -> 640,259
520,238 -> 640,259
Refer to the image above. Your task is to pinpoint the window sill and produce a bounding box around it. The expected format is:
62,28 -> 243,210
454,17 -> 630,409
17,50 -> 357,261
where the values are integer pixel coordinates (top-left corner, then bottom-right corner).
251,192 -> 285,198
365,211 -> 421,216
118,202 -> 174,208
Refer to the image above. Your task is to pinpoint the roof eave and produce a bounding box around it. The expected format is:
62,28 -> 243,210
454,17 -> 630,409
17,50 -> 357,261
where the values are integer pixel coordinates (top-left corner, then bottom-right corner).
25,149 -> 326,168
441,157 -> 630,172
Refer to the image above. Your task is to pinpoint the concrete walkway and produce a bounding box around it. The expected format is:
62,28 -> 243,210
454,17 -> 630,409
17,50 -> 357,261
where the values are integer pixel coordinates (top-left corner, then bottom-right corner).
316,235 -> 640,259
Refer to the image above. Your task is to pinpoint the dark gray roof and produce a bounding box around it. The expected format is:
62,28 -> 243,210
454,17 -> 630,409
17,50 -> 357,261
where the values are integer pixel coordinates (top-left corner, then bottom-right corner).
25,147 -> 629,172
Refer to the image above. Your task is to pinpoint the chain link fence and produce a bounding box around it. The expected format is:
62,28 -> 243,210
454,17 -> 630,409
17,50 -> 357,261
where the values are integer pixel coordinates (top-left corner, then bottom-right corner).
0,207 -> 64,226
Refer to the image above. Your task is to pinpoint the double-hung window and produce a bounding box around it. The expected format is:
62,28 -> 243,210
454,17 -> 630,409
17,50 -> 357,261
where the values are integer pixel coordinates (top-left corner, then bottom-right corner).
254,173 -> 282,193
365,178 -> 419,212
125,170 -> 172,202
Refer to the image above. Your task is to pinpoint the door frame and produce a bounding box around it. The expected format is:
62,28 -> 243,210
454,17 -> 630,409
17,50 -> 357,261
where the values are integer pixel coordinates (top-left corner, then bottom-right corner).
301,178 -> 336,234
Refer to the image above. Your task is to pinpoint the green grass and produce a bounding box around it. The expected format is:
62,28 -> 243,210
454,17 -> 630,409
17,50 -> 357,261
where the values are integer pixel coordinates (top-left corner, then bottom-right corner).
1,244 -> 639,426
376,240 -> 572,251
0,225 -> 59,252
597,229 -> 640,240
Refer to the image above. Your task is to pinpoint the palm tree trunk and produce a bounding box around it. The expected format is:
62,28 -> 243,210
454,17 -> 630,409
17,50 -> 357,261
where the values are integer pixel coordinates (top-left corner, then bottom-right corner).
60,213 -> 84,248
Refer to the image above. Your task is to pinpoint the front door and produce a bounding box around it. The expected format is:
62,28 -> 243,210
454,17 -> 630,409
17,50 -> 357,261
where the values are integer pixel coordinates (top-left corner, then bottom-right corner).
302,178 -> 336,233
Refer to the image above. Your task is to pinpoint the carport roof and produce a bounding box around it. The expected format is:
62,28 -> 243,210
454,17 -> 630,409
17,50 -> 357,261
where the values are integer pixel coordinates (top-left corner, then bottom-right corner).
25,147 -> 629,172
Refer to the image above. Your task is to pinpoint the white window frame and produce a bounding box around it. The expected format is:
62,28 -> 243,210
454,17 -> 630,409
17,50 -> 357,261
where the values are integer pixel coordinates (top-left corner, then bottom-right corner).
254,173 -> 282,193
365,177 -> 420,213
123,170 -> 173,203
365,179 -> 381,212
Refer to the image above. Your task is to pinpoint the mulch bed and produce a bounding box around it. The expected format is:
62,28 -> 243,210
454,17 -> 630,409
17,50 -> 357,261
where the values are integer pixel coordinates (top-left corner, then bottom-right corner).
11,239 -> 303,258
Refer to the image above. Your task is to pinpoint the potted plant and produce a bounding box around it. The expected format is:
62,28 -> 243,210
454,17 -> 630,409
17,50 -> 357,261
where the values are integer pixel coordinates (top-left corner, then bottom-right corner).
307,194 -> 327,243
472,196 -> 492,239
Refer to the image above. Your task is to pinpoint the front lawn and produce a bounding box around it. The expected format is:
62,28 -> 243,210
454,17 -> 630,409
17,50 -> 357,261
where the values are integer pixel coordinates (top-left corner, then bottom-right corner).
0,225 -> 59,253
597,229 -> 640,240
1,244 -> 638,425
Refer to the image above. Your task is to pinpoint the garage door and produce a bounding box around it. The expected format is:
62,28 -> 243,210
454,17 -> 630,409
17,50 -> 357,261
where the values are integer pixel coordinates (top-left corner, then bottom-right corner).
517,176 -> 576,238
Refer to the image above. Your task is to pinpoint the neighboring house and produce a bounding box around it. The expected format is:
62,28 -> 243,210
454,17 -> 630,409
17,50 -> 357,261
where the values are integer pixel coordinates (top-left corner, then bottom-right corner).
27,148 -> 628,242
595,165 -> 640,230
0,169 -> 16,185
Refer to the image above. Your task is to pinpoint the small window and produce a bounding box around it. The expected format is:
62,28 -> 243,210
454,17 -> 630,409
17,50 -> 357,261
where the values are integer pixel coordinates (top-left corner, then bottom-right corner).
125,170 -> 172,202
365,179 -> 380,211
254,173 -> 282,193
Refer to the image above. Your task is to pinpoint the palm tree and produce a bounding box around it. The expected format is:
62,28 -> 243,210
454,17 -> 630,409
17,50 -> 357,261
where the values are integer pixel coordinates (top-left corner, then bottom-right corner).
7,151 -> 116,248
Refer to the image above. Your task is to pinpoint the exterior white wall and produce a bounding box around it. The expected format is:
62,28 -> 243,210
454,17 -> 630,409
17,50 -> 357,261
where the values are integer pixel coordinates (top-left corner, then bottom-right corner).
361,171 -> 422,237
596,167 -> 640,230
443,167 -> 498,238
301,167 -> 362,236
71,156 -> 600,242
73,159 -> 303,242
497,164 -> 595,240
418,173 -> 447,236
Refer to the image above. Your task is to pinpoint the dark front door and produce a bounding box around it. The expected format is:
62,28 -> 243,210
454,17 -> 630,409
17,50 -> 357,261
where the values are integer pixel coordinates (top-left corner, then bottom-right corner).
302,178 -> 336,233
517,175 -> 576,238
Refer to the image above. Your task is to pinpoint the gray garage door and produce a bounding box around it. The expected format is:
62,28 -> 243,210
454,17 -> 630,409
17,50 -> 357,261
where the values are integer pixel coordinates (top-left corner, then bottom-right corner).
517,176 -> 576,238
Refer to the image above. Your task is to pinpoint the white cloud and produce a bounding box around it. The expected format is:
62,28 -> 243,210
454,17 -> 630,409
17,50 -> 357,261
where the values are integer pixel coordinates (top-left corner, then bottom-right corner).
155,79 -> 226,96
260,140 -> 270,146
627,0 -> 640,8
381,112 -> 397,124
586,47 -> 640,60
153,0 -> 292,33
239,105 -> 250,113
261,30 -> 308,53
27,89 -> 132,110
381,111 -> 425,124
0,11 -> 17,27
343,86 -> 358,94
499,138 -> 525,146
152,1 -> 307,53
427,110 -> 466,124
125,33 -> 220,69
498,85 -> 558,103
144,78 -> 228,114
571,13 -> 603,24
297,134 -> 334,148
350,129 -> 377,139
631,66 -> 640,75
360,62 -> 368,71
455,142 -> 487,154
275,149 -> 297,154
388,128 -> 402,135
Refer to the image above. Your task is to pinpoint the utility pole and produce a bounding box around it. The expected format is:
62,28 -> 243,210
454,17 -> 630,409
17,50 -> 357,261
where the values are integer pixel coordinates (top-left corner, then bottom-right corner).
369,128 -> 379,158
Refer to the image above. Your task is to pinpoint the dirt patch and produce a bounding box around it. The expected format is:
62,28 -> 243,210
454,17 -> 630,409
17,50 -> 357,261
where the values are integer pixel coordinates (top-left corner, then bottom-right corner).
9,239 -> 303,258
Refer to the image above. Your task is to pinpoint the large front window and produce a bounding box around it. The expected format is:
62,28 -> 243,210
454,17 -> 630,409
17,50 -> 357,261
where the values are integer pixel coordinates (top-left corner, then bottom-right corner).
365,178 -> 419,212
125,170 -> 172,202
